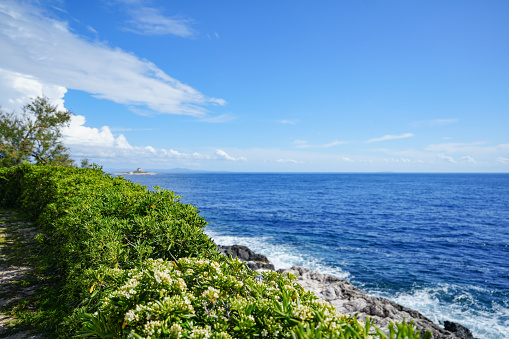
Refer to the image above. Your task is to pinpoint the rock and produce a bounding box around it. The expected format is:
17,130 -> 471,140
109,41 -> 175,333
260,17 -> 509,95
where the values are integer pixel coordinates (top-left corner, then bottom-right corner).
218,245 -> 476,339
279,266 -> 461,339
217,245 -> 275,270
246,261 -> 276,270
444,321 -> 478,339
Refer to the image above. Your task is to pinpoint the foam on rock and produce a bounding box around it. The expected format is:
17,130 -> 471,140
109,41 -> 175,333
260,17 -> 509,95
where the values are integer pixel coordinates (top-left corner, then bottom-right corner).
220,243 -> 478,339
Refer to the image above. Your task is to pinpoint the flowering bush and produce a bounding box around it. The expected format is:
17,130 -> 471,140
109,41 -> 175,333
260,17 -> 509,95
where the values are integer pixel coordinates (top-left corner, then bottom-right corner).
78,257 -> 382,338
0,164 -> 218,335
0,165 -> 432,339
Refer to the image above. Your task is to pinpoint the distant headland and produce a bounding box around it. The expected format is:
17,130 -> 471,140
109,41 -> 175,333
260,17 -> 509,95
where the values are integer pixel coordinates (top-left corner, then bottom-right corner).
114,168 -> 158,175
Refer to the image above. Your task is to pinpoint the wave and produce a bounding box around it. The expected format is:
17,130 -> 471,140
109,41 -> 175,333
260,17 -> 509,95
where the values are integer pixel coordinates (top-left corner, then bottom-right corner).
368,283 -> 509,338
206,229 -> 509,339
205,229 -> 350,279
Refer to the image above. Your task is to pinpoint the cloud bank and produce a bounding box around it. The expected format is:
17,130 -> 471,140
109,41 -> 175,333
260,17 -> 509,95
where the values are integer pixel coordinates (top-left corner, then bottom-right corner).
0,1 -> 224,117
123,6 -> 195,37
294,140 -> 346,149
62,115 -> 245,165
366,133 -> 414,143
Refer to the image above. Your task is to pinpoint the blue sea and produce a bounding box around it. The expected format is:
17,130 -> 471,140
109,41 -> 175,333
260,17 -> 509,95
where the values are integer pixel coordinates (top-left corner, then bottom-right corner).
123,173 -> 509,338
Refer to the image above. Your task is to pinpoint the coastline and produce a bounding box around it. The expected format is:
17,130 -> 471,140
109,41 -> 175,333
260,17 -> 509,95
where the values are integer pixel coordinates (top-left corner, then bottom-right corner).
219,244 -> 477,339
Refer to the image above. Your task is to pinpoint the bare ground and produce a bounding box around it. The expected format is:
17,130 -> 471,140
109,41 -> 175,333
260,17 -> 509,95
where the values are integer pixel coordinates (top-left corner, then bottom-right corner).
0,209 -> 43,338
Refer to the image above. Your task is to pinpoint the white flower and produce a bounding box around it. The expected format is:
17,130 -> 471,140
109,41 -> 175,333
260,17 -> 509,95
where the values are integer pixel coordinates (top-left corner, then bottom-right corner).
169,323 -> 183,338
125,309 -> 138,322
190,327 -> 211,338
202,286 -> 220,302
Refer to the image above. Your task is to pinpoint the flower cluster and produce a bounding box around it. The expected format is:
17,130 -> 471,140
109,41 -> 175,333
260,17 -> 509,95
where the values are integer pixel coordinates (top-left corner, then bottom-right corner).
81,257 -> 376,338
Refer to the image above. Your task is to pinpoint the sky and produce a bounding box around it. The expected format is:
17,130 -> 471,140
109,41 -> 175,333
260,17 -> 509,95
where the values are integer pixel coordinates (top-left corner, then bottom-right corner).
1,0 -> 508,172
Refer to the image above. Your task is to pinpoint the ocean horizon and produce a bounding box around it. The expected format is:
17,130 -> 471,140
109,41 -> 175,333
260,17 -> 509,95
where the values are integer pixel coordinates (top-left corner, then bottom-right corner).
121,172 -> 509,338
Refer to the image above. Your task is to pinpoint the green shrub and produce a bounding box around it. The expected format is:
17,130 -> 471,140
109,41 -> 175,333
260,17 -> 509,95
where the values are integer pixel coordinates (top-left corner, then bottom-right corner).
76,257 -> 431,339
0,164 -> 219,335
76,257 -> 372,338
0,164 -> 432,339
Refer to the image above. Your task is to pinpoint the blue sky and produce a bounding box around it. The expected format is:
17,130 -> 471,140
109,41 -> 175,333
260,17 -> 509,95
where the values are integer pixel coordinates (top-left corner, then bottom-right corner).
1,0 -> 508,172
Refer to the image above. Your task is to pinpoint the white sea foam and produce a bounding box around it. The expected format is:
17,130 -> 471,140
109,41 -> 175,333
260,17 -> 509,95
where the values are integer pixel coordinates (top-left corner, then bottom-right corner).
370,284 -> 509,339
205,230 -> 350,279
207,230 -> 508,338
206,229 -> 509,338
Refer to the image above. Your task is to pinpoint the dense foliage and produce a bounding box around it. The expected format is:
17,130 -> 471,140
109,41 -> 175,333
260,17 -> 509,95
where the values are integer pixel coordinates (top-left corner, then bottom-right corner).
0,164 -> 218,335
0,97 -> 73,167
77,257 -> 383,339
0,164 -> 431,338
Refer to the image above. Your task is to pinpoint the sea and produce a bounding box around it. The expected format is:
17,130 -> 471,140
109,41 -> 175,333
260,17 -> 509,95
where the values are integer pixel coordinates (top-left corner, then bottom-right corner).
122,173 -> 509,338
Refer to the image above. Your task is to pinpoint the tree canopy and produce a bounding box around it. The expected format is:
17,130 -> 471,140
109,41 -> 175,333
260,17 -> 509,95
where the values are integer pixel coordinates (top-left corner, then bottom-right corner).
0,97 -> 73,167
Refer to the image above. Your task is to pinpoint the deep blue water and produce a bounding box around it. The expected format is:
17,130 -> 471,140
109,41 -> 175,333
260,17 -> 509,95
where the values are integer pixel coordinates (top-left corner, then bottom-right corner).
123,173 -> 509,338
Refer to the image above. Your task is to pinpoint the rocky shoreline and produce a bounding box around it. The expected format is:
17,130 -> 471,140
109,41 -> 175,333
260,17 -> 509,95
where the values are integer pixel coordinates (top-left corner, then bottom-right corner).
218,245 -> 477,339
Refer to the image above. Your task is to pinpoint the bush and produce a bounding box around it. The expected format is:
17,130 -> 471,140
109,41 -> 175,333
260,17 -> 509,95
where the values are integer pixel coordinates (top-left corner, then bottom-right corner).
0,164 -> 218,335
0,164 -> 431,338
77,257 -> 431,339
77,257 -> 375,338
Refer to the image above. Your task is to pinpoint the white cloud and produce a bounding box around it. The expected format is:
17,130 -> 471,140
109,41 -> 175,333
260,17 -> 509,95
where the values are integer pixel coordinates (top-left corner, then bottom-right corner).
426,142 -> 486,153
199,114 -> 235,123
294,140 -> 310,149
86,25 -> 98,34
124,6 -> 194,37
61,115 -> 247,164
426,142 -> 509,161
497,157 -> 509,164
438,154 -> 456,163
109,127 -> 153,132
0,68 -> 67,112
459,155 -> 476,164
115,134 -> 133,149
411,119 -> 459,127
209,98 -> 227,106
323,140 -> 346,148
63,115 -> 116,147
341,157 -> 354,162
278,119 -> 299,125
383,158 -> 412,163
367,145 -> 508,168
378,149 -> 441,165
293,139 -> 346,149
366,133 -> 414,143
276,159 -> 302,164
0,1 -> 224,117
215,149 -> 246,161
430,118 -> 459,126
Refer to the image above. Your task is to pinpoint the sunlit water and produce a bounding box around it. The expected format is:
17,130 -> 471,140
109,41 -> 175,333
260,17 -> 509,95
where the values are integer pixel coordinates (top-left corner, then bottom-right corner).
123,173 -> 509,338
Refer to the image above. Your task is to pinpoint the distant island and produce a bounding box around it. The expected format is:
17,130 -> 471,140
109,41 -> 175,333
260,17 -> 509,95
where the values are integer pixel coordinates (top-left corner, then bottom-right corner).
114,168 -> 158,175
109,167 -> 232,174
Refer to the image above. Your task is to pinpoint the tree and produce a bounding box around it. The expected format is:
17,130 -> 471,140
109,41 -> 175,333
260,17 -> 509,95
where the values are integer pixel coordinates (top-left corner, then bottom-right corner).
0,96 -> 74,167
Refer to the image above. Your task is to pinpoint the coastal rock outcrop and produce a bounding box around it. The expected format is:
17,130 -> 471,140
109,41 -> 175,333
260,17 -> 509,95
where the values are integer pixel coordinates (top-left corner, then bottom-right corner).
220,244 -> 477,339
217,245 -> 275,270
443,321 -> 477,339
279,266 -> 460,338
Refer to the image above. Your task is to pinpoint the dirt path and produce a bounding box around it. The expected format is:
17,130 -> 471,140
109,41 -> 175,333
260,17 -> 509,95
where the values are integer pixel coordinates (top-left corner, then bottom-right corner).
0,208 -> 43,338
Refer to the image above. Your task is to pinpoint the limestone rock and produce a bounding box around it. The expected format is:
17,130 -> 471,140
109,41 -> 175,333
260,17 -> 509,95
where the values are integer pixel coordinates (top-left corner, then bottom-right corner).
218,244 -> 476,339
217,245 -> 275,270
444,321 -> 478,339
279,266 -> 460,339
